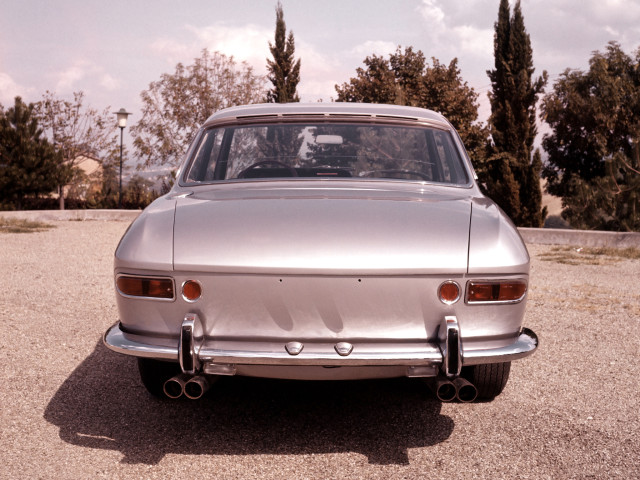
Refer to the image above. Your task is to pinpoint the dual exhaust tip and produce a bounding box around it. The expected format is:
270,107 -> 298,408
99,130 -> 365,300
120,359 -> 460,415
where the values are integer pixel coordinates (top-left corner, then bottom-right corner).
428,376 -> 478,403
163,374 -> 216,400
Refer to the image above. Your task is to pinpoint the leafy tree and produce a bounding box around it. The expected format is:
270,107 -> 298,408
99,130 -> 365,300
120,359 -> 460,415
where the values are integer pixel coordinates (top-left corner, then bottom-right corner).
132,49 -> 266,169
122,174 -> 157,209
34,90 -> 114,209
335,46 -> 488,166
266,1 -> 301,103
485,0 -> 547,227
542,42 -> 640,231
0,97 -> 72,209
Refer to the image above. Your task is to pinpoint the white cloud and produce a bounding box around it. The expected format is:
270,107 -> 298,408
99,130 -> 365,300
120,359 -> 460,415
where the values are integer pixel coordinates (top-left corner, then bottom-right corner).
149,22 -> 342,102
55,63 -> 89,91
350,40 -> 398,58
604,26 -> 620,38
0,72 -> 34,105
588,0 -> 640,25
149,38 -> 193,65
415,1 -> 495,62
187,23 -> 272,73
99,73 -> 121,91
150,23 -> 273,75
417,0 -> 446,30
452,25 -> 493,60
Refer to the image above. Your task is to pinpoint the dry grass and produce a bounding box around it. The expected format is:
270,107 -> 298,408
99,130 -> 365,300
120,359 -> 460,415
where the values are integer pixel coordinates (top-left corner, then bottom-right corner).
538,245 -> 640,265
0,217 -> 55,233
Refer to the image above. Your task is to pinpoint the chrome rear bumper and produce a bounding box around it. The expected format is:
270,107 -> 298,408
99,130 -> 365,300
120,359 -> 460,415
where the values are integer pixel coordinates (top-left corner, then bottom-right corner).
103,314 -> 538,378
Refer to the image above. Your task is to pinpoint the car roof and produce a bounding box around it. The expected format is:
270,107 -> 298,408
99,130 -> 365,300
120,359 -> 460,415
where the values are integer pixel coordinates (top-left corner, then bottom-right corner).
203,102 -> 451,128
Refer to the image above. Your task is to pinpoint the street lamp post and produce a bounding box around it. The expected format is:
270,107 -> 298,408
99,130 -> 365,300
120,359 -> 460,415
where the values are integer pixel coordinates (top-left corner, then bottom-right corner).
114,108 -> 132,208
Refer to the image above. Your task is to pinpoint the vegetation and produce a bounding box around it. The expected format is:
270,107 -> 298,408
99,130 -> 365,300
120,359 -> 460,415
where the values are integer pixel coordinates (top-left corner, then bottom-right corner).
484,0 -> 547,227
335,46 -> 488,165
0,217 -> 54,233
1,5 -> 639,230
266,1 -> 301,103
0,97 -> 72,210
34,91 -> 115,209
542,42 -> 640,232
131,49 -> 265,169
538,245 -> 640,265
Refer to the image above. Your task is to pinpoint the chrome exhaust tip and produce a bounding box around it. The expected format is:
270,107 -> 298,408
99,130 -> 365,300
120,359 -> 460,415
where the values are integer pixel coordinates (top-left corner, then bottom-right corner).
426,376 -> 457,402
453,377 -> 478,403
163,374 -> 190,399
184,375 -> 216,400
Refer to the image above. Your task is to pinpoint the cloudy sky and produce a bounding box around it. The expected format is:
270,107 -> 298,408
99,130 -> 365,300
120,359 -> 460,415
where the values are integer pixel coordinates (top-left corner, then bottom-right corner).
2,0 -> 640,128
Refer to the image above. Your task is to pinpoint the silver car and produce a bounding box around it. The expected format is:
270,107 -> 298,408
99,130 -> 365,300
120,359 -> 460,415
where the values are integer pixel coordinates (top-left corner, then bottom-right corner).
104,102 -> 537,402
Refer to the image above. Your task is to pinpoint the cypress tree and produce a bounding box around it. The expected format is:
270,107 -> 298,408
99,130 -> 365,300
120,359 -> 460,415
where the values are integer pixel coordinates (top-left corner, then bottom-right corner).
486,0 -> 547,227
266,2 -> 301,103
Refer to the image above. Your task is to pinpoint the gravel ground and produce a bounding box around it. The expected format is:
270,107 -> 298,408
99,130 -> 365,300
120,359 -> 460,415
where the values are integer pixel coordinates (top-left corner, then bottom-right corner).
1,220 -> 639,479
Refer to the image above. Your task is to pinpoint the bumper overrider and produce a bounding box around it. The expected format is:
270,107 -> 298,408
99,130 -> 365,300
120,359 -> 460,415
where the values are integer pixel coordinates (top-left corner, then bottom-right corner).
103,313 -> 538,378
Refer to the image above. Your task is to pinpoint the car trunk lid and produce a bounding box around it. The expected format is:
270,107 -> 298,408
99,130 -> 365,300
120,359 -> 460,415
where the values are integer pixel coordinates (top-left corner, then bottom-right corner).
173,183 -> 471,275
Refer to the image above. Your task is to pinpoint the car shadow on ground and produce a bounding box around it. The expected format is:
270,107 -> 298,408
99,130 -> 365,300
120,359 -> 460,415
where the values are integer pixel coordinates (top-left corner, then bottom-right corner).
45,340 -> 455,465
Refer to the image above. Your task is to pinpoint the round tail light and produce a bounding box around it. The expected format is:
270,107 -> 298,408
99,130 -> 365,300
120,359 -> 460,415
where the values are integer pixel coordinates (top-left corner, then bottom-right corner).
182,280 -> 202,302
438,281 -> 461,304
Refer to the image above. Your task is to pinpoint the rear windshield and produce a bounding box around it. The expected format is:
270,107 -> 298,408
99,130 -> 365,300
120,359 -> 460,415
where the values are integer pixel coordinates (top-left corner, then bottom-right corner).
183,123 -> 469,185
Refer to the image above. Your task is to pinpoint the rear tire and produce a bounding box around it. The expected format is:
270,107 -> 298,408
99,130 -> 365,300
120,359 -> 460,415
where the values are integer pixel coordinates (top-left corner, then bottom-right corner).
462,362 -> 511,400
137,358 -> 181,398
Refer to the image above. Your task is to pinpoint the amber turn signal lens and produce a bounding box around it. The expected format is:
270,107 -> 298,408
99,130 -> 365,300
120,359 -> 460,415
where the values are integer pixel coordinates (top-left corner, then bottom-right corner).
116,276 -> 174,299
438,281 -> 461,304
182,280 -> 202,302
467,280 -> 527,303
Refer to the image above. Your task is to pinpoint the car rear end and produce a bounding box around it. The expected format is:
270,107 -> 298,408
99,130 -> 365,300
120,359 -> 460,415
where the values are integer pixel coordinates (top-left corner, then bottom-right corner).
104,103 -> 538,401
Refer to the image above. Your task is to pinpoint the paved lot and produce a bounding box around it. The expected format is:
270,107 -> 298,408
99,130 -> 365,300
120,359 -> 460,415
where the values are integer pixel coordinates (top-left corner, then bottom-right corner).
1,220 -> 639,479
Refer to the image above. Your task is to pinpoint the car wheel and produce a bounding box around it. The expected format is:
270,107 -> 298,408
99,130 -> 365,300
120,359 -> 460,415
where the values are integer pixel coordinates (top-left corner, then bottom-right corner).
462,362 -> 511,400
137,358 -> 181,398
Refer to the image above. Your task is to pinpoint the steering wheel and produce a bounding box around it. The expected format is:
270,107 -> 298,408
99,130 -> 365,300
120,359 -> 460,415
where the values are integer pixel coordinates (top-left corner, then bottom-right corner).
237,160 -> 298,178
361,169 -> 430,181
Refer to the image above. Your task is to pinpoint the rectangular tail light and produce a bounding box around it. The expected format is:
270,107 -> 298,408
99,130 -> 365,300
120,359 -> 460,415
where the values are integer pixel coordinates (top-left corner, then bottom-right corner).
466,280 -> 527,304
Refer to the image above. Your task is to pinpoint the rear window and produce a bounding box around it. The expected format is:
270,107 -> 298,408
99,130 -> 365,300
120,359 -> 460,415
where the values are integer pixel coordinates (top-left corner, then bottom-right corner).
184,123 -> 469,185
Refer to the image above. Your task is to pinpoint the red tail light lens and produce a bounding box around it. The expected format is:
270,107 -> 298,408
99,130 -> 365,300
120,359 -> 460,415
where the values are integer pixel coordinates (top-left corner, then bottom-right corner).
116,275 -> 174,299
182,280 -> 202,302
438,281 -> 461,304
467,280 -> 527,304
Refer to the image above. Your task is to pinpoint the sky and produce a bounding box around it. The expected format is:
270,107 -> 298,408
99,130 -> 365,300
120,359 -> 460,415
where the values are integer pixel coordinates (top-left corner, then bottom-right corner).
2,0 -> 640,147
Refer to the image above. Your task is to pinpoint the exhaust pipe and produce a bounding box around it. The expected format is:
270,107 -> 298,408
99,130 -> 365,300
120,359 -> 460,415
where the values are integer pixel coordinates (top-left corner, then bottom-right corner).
184,375 -> 217,400
163,373 -> 190,399
453,377 -> 478,403
426,376 -> 457,402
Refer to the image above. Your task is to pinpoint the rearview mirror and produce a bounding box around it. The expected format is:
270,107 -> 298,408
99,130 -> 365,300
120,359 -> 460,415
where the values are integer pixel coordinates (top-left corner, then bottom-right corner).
315,134 -> 343,145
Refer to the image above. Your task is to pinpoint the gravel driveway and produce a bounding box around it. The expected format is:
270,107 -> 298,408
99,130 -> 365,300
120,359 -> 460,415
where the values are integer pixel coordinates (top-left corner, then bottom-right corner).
1,220 -> 638,479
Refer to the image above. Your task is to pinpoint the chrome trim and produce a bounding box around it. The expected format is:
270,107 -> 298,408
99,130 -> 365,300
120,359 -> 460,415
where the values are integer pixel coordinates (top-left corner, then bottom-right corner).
184,375 -> 213,400
438,280 -> 461,305
115,274 -> 176,302
179,313 -> 203,374
163,374 -> 189,399
462,328 -> 539,365
181,279 -> 203,303
453,377 -> 478,403
103,322 -> 178,360
203,363 -> 237,376
334,342 -> 354,356
285,341 -> 304,355
167,191 -> 193,199
198,347 -> 442,366
426,376 -> 457,402
406,365 -> 438,378
465,279 -> 528,305
102,322 -> 539,369
441,316 -> 462,377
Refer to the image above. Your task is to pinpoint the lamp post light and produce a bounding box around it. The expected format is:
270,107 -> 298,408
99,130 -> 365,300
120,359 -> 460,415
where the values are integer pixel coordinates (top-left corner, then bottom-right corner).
114,108 -> 132,208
